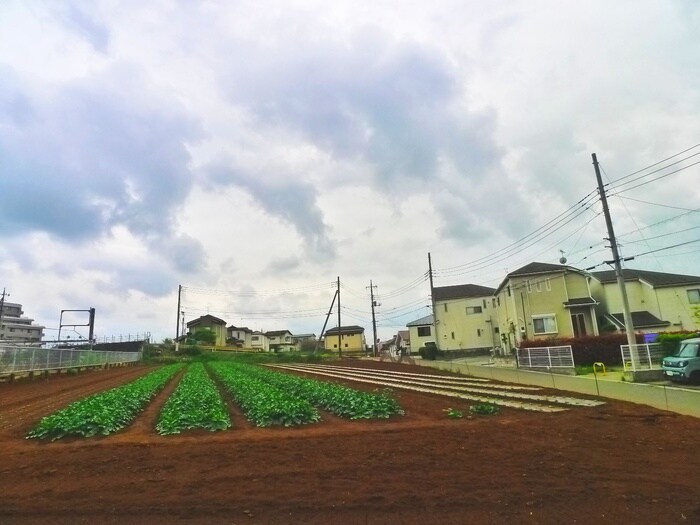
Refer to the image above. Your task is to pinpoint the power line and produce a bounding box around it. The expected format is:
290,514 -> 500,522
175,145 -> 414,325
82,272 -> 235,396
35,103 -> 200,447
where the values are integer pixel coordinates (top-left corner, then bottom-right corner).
614,195 -> 698,212
605,142 -> 700,186
608,159 -> 700,195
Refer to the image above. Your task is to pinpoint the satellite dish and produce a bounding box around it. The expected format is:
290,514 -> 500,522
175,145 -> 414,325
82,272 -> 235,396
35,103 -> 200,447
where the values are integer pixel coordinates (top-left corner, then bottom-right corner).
559,256 -> 567,264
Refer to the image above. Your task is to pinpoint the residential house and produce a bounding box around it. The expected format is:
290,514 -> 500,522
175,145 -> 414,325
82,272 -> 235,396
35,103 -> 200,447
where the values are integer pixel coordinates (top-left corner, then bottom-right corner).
324,325 -> 366,352
186,315 -> 228,346
0,301 -> 45,343
494,262 -> 599,351
406,314 -> 435,352
433,284 -> 497,352
250,331 -> 270,352
227,325 -> 253,347
291,333 -> 317,350
266,330 -> 295,352
396,330 -> 410,354
591,268 -> 700,333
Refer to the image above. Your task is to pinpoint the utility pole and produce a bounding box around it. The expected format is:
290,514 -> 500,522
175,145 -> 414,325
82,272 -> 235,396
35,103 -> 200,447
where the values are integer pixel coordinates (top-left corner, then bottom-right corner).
0,288 -> 8,338
336,276 -> 342,358
176,284 -> 182,341
428,253 -> 440,350
367,281 -> 379,357
317,289 -> 338,352
592,153 -> 636,348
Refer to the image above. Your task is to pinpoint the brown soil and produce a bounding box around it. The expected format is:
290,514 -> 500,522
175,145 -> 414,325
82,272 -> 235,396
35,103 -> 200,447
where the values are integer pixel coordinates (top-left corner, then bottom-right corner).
1,359 -> 699,524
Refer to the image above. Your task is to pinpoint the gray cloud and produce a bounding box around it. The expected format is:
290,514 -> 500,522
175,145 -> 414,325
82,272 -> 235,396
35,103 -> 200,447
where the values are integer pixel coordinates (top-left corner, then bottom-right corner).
55,3 -> 110,53
220,33 -> 501,189
205,163 -> 336,260
0,63 -> 206,281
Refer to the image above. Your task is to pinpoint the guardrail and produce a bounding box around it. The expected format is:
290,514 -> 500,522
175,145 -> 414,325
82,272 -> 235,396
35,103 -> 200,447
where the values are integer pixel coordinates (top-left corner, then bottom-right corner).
0,345 -> 142,375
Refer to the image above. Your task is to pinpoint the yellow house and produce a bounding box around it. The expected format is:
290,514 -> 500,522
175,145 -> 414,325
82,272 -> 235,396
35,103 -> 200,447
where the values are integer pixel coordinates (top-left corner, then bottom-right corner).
433,284 -> 498,351
494,262 -> 599,352
406,314 -> 435,352
591,269 -> 700,333
324,325 -> 366,352
186,315 -> 228,346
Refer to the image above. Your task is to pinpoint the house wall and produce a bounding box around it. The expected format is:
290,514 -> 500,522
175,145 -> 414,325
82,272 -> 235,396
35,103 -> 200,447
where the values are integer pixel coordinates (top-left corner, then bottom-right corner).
593,280 -> 700,332
408,325 -> 434,351
250,334 -> 270,352
496,272 -> 597,347
324,332 -> 366,351
434,295 -> 495,351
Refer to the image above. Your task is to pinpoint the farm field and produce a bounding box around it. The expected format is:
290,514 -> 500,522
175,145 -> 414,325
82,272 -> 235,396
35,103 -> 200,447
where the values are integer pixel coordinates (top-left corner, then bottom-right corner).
1,359 -> 699,524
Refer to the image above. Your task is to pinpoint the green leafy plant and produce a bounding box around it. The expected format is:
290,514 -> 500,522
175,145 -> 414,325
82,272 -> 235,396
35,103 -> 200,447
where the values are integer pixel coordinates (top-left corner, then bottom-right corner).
232,363 -> 404,420
443,408 -> 463,419
27,364 -> 183,441
209,362 -> 320,427
156,363 -> 231,435
470,403 -> 500,416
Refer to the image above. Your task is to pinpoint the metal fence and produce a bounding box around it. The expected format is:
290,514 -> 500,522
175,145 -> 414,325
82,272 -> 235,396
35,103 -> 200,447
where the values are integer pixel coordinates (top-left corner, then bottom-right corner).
516,345 -> 575,369
620,343 -> 664,371
0,345 -> 142,375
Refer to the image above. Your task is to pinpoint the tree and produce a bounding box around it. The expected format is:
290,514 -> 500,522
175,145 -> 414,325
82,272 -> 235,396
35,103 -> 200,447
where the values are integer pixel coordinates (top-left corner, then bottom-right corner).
187,328 -> 217,345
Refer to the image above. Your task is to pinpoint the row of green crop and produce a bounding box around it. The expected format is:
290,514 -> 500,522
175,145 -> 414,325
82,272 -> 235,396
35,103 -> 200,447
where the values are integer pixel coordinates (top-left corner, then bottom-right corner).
155,363 -> 231,435
27,364 -> 184,441
27,362 -> 405,440
209,362 -> 321,427
236,363 -> 404,419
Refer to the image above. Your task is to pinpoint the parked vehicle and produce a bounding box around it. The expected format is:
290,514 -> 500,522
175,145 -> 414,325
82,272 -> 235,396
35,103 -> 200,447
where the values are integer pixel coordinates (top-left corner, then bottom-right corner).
662,337 -> 700,383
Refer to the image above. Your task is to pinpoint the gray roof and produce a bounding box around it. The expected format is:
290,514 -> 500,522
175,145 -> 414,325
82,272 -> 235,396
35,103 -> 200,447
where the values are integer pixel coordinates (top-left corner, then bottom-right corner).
592,268 -> 700,287
433,284 -> 495,301
407,314 -> 434,327
325,325 -> 365,335
494,262 -> 587,294
604,311 -> 670,329
563,297 -> 598,307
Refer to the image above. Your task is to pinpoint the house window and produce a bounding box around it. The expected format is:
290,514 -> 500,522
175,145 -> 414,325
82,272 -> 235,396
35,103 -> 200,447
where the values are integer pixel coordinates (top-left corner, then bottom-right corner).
466,306 -> 482,315
507,286 -> 511,297
532,315 -> 558,335
333,344 -> 337,348
492,298 -> 496,308
451,331 -> 455,339
536,280 -> 542,292
477,329 -> 482,337
526,280 -> 532,293
688,289 -> 700,304
444,304 -> 448,312
497,297 -> 500,306
482,299 -> 487,309
545,278 -> 551,291
494,327 -> 500,334
252,335 -> 259,341
417,326 -> 431,337
344,343 -> 348,348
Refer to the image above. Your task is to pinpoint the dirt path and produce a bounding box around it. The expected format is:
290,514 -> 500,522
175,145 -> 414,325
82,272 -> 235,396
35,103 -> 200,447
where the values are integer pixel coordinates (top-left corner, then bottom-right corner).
0,359 -> 699,524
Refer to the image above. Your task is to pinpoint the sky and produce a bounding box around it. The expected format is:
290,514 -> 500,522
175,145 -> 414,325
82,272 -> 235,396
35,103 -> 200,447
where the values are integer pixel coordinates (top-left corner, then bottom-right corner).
1,0 -> 699,344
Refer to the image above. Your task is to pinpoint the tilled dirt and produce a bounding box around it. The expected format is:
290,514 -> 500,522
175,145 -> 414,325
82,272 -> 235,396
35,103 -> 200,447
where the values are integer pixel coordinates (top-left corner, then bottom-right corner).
1,359 -> 699,524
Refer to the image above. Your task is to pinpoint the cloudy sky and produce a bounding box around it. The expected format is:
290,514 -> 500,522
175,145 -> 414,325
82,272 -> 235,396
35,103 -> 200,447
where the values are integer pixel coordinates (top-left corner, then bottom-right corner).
1,0 -> 699,343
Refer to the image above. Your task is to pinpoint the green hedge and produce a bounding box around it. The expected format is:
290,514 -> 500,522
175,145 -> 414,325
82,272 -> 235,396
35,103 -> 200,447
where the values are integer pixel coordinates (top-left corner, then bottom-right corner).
657,331 -> 699,357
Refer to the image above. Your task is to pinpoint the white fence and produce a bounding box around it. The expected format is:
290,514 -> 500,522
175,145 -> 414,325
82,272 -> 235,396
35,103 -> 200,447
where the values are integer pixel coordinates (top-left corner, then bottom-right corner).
0,345 -> 142,375
620,343 -> 664,371
516,345 -> 575,369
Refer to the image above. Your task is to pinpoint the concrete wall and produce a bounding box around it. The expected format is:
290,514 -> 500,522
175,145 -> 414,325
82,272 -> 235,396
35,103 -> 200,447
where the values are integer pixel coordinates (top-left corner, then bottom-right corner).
415,360 -> 700,418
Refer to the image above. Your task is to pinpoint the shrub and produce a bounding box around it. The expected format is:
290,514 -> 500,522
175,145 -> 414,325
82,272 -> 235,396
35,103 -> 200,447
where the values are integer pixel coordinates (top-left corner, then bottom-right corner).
419,342 -> 439,360
657,331 -> 700,357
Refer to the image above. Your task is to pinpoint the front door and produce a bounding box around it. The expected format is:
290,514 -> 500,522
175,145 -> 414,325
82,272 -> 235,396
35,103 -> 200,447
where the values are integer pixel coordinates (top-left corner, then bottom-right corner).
571,313 -> 586,338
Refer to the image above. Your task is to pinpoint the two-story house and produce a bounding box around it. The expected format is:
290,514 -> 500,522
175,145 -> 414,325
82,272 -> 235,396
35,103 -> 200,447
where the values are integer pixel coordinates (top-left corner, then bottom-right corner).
185,315 -> 228,346
324,325 -> 366,352
494,262 -> 599,351
433,284 -> 497,351
591,268 -> 700,333
250,331 -> 270,352
227,325 -> 253,347
266,330 -> 295,352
